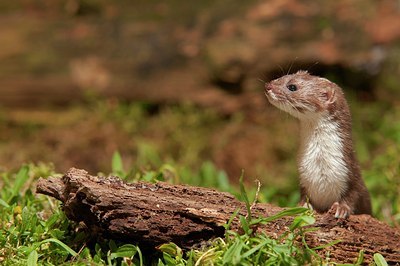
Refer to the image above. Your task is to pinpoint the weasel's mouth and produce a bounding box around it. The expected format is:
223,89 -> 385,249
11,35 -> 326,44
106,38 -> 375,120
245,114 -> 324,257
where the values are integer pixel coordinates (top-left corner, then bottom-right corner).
265,90 -> 279,102
265,90 -> 298,114
264,83 -> 283,103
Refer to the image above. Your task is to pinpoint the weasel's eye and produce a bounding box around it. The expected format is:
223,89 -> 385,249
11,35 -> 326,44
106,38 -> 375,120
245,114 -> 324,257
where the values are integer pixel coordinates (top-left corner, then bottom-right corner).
287,84 -> 297,91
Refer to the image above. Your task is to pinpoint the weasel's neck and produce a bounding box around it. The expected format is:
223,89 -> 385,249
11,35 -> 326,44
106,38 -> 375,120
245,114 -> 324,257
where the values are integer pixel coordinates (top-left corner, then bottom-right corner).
298,114 -> 349,210
299,114 -> 345,150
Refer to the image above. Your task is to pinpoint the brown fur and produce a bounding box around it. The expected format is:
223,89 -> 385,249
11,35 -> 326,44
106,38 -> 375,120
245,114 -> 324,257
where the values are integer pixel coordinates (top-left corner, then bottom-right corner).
265,71 -> 372,217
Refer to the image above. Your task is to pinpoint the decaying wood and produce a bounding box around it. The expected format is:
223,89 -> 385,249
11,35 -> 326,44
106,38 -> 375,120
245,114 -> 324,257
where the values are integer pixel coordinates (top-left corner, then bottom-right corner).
36,168 -> 400,264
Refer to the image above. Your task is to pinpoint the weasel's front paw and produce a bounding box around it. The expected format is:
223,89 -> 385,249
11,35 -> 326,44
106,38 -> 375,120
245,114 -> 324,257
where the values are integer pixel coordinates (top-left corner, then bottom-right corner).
330,202 -> 351,219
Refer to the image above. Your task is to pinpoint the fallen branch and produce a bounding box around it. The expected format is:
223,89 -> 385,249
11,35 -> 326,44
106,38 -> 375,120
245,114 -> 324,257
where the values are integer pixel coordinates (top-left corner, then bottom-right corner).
36,168 -> 400,264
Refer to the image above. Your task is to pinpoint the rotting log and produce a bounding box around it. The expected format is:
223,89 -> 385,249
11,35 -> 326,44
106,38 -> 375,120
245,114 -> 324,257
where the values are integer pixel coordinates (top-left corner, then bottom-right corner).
36,168 -> 400,264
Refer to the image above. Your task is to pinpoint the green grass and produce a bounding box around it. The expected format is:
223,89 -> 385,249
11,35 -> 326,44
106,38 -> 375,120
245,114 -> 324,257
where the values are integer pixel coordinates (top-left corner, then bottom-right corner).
157,207 -> 319,265
1,161 -> 317,265
0,163 -> 144,265
0,158 -> 393,265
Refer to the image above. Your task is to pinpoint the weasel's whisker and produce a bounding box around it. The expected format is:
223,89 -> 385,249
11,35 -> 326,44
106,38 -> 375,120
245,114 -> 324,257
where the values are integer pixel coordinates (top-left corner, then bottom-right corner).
278,64 -> 284,76
307,61 -> 319,73
287,57 -> 298,75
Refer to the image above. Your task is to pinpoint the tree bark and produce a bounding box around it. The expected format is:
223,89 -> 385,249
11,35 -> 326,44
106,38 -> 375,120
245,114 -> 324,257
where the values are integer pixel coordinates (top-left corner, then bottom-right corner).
36,168 -> 400,264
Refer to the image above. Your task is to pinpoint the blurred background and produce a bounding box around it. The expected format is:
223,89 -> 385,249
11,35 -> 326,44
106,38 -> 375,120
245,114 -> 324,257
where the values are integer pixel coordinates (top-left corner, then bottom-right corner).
0,0 -> 399,221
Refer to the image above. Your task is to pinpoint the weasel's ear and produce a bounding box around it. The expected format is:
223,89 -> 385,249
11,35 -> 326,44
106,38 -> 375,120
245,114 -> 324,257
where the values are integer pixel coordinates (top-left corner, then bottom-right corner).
322,89 -> 336,105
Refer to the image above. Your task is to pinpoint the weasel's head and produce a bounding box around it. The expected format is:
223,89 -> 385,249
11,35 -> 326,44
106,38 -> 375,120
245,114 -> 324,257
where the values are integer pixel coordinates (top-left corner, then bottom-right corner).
264,70 -> 338,119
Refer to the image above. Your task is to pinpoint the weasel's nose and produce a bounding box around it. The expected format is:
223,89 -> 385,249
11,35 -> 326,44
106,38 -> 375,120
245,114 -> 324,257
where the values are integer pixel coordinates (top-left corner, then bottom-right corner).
265,83 -> 272,91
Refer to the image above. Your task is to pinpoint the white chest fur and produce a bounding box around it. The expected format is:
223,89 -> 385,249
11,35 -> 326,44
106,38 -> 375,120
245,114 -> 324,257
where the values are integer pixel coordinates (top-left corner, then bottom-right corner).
298,114 -> 348,211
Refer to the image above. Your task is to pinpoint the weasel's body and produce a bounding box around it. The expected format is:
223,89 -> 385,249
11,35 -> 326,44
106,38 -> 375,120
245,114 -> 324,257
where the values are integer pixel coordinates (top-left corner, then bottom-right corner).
265,71 -> 371,218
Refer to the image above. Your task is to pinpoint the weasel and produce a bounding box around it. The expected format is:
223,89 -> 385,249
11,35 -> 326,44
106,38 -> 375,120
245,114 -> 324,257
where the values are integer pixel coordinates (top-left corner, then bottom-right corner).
264,70 -> 371,218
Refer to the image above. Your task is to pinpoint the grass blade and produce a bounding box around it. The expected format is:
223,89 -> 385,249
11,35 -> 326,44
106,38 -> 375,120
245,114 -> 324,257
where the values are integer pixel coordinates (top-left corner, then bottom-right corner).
239,171 -> 251,221
40,238 -> 78,257
373,253 -> 388,266
0,198 -> 10,208
111,151 -> 125,177
250,207 -> 308,225
8,165 -> 29,203
27,250 -> 38,266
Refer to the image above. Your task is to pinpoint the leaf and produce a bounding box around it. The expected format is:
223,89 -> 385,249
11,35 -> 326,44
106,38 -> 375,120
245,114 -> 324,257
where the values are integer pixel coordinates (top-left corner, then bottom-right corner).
354,250 -> 364,265
289,215 -> 315,230
200,161 -> 215,186
109,244 -> 138,260
373,253 -> 388,266
157,258 -> 166,266
40,238 -> 78,257
224,208 -> 240,231
217,171 -> 230,191
222,238 -> 245,264
241,239 -> 270,259
158,242 -> 181,256
27,250 -> 38,266
239,171 -> 251,221
251,207 -> 308,225
109,240 -> 118,252
8,165 -> 29,203
44,213 -> 59,229
312,239 -> 341,250
111,151 -> 124,176
185,250 -> 195,266
162,253 -> 176,265
21,206 -> 33,232
0,198 -> 9,208
239,215 -> 252,235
